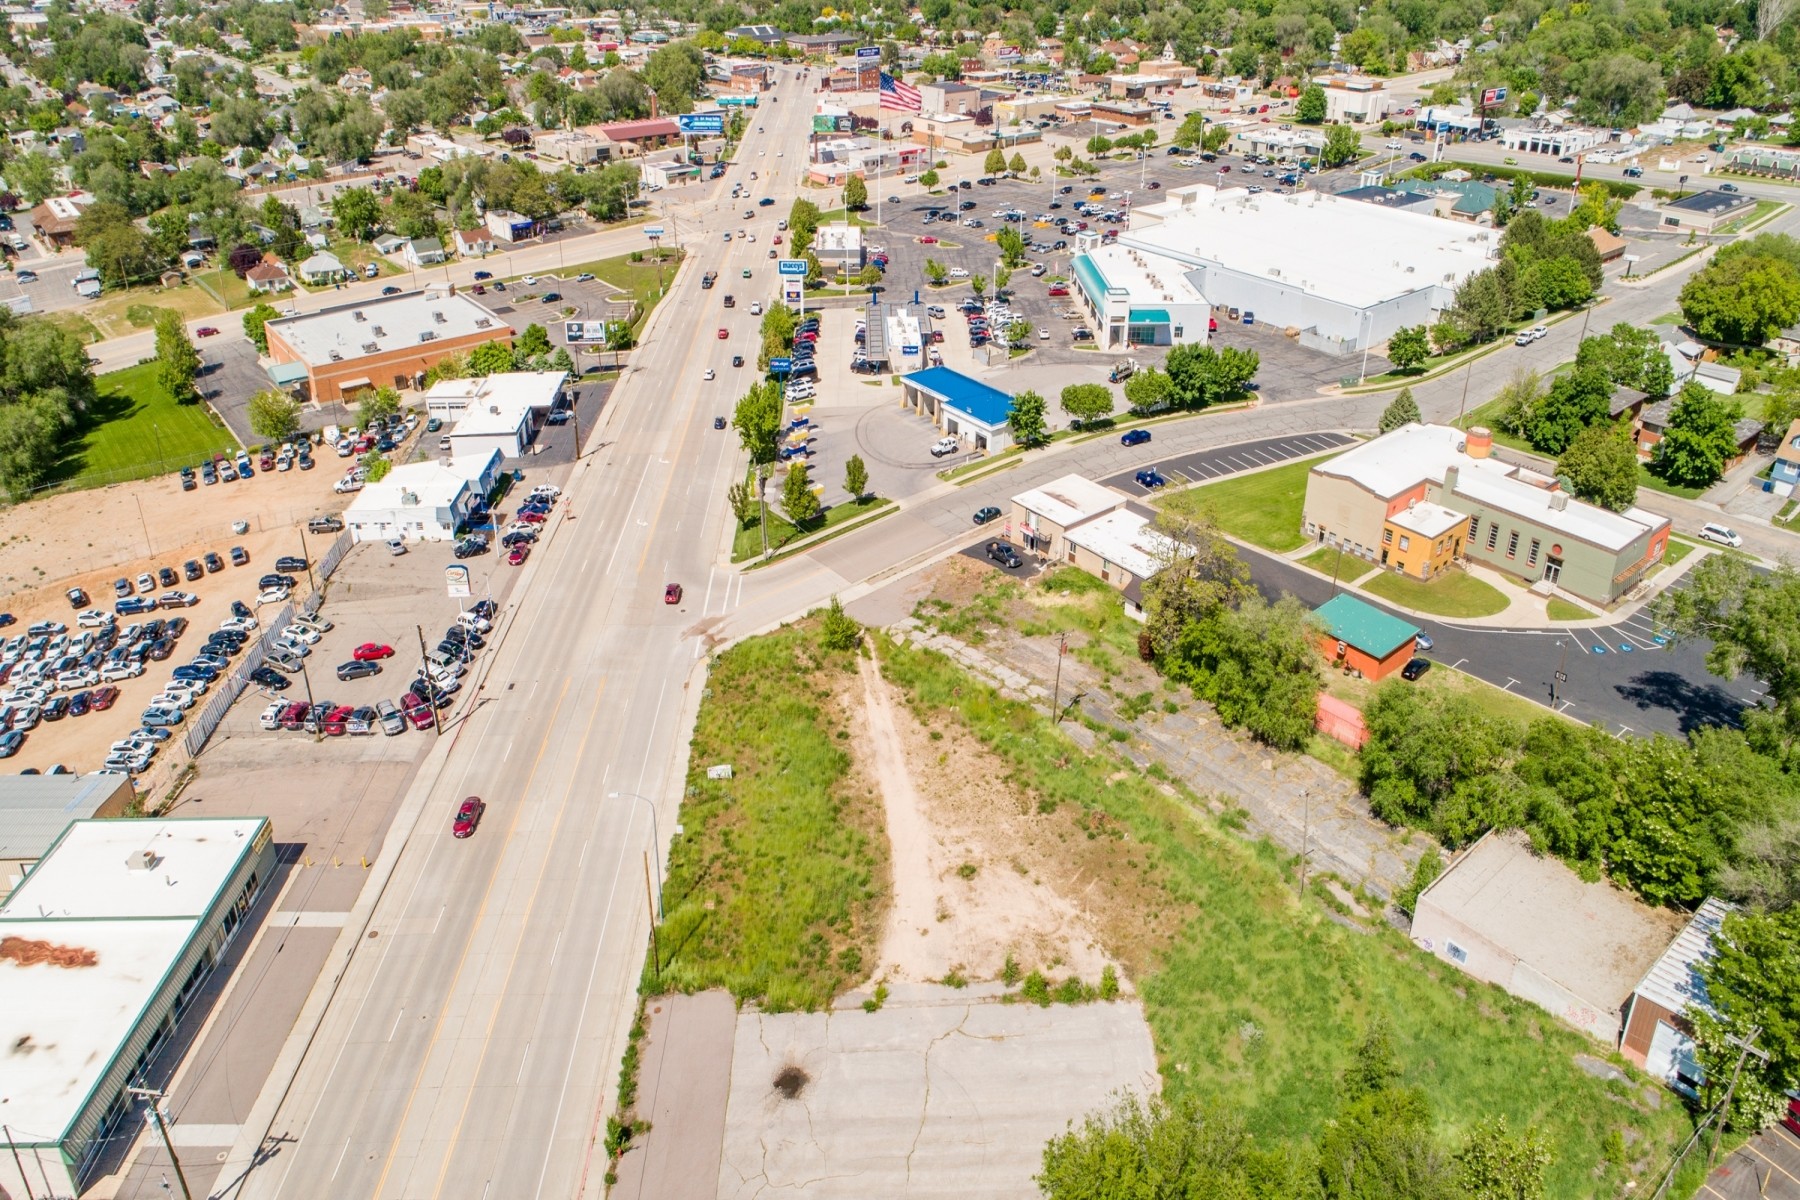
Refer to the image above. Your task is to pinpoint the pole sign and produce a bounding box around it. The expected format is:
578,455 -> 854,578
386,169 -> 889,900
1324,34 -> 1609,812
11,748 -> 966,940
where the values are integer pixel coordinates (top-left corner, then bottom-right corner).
778,258 -> 809,276
1480,86 -> 1508,106
769,356 -> 792,375
856,45 -> 880,60
677,112 -> 725,135
782,278 -> 805,305
444,565 -> 471,599
644,225 -> 665,239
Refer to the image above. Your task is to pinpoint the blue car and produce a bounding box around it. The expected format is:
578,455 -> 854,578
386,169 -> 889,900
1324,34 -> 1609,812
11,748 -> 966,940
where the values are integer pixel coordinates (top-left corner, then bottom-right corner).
1121,429 -> 1152,447
1135,469 -> 1166,489
0,729 -> 21,757
172,663 -> 219,682
115,596 -> 157,615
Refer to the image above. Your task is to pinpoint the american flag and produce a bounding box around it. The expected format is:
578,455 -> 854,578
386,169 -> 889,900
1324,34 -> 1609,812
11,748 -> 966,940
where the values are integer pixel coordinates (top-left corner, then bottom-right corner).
880,71 -> 922,113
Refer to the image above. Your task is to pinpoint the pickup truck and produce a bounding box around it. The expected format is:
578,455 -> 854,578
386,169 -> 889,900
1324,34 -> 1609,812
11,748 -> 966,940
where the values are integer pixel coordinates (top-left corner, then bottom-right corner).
700,271 -> 718,289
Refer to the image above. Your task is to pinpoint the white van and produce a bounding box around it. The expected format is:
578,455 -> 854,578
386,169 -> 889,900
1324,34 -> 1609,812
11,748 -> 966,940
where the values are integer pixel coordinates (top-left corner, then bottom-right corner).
1698,522 -> 1743,547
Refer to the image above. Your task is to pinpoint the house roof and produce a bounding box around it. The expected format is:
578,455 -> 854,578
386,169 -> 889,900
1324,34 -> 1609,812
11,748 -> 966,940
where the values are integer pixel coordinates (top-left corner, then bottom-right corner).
453,228 -> 486,247
1777,418 -> 1800,465
1063,508 -> 1171,578
906,365 -> 1015,427
1632,897 -> 1734,1019
1313,593 -> 1419,658
246,261 -> 290,281
1419,830 -> 1685,1027
298,250 -> 345,275
597,117 -> 681,141
1387,499 -> 1467,538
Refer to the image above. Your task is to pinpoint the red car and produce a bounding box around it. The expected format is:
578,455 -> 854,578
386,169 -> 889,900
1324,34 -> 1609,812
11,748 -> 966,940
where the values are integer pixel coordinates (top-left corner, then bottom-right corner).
323,705 -> 354,736
515,510 -> 547,524
664,582 -> 683,604
353,642 -> 395,661
1047,285 -> 1070,297
453,796 -> 484,838
196,327 -> 219,337
918,235 -> 937,244
400,691 -> 435,730
278,701 -> 310,730
717,328 -> 729,339
90,686 -> 119,711
508,544 -> 530,566
1784,1097 -> 1800,1137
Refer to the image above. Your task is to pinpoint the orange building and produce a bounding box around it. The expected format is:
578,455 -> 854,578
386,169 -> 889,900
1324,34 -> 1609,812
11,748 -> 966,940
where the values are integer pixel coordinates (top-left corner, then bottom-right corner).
263,290 -> 512,404
1381,498 -> 1469,581
1313,593 -> 1421,682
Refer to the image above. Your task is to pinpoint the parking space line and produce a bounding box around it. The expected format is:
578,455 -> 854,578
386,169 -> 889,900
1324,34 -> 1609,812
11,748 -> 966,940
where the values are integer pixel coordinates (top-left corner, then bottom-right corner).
1741,1138 -> 1800,1189
1502,678 -> 1519,692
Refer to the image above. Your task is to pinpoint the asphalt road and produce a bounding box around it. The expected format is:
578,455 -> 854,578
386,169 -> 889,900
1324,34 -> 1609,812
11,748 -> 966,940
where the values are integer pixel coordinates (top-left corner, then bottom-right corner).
226,66 -> 820,1200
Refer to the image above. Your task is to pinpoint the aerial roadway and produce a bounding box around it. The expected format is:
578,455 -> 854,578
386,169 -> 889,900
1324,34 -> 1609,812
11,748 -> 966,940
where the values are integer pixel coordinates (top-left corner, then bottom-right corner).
230,68 -> 819,1200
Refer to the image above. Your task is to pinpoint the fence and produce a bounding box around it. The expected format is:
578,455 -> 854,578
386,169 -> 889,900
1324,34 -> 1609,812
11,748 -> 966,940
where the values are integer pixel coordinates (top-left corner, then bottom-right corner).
177,528 -> 353,759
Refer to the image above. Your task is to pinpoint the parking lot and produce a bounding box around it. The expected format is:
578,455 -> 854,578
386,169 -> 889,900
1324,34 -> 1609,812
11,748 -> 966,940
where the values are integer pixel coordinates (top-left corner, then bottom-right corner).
1706,1124 -> 1800,1200
1103,430 -> 1357,496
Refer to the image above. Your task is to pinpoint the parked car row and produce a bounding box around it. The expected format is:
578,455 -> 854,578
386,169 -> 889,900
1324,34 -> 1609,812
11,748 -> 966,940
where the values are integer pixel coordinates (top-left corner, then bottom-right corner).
105,547 -> 250,614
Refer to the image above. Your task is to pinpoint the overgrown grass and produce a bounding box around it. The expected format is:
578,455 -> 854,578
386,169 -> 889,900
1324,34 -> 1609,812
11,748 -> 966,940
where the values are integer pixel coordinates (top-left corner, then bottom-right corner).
1636,462 -> 1709,500
83,283 -> 226,340
657,621 -> 885,1011
1014,566 -> 1145,665
730,494 -> 892,563
873,633 -> 1694,1198
1159,454 -> 1336,552
189,267 -> 257,311
1360,568 -> 1511,618
46,362 -> 238,491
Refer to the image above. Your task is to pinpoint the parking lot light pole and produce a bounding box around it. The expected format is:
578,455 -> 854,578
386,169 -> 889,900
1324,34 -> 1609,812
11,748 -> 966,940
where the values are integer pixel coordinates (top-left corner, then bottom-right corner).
607,790 -> 663,919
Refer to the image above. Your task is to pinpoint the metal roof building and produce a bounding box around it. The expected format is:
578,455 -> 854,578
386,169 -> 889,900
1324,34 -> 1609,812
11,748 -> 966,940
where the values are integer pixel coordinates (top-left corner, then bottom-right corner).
900,366 -> 1019,453
0,817 -> 277,1200
0,773 -> 135,896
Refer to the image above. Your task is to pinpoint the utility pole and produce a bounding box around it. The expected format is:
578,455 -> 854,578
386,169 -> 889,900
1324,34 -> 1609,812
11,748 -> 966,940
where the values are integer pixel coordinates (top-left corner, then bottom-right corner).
297,526 -> 317,596
1051,630 -> 1068,720
126,1088 -> 192,1200
415,624 -> 440,739
1457,359 -> 1474,427
1708,1025 -> 1769,1167
1298,789 -> 1311,896
4,1125 -> 37,1200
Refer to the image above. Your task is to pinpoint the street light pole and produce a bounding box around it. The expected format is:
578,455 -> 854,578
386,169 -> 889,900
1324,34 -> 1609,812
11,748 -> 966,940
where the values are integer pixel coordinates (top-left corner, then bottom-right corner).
607,790 -> 663,918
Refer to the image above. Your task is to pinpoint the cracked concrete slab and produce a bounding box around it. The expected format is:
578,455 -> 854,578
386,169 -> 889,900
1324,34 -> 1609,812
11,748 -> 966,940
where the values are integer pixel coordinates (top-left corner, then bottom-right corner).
717,983 -> 1156,1199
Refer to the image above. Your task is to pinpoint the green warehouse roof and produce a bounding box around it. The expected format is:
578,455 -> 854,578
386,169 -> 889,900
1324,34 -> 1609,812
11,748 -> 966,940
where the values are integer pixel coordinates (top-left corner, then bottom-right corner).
1314,593 -> 1420,658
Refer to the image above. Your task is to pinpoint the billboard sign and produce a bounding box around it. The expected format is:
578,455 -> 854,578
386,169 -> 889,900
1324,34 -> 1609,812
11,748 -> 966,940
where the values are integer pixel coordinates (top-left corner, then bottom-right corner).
443,565 -> 471,599
783,278 -> 804,305
778,258 -> 809,276
1480,86 -> 1508,106
856,45 -> 880,60
563,321 -> 610,345
812,114 -> 854,133
677,112 -> 725,135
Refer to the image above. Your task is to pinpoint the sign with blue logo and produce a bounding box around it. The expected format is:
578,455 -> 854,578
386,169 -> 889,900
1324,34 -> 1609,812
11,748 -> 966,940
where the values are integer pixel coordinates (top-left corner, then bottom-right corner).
644,226 -> 665,239
677,113 -> 725,135
769,357 -> 792,374
777,258 -> 809,276
856,45 -> 880,60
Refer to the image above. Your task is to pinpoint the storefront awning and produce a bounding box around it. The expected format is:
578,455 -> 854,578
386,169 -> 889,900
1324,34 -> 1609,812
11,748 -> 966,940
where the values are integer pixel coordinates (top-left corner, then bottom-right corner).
1128,309 -> 1170,324
265,361 -> 310,386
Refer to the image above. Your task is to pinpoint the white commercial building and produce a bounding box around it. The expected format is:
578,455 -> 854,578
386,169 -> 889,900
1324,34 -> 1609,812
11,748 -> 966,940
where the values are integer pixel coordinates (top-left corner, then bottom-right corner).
1069,241 -> 1212,351
1094,184 -> 1498,356
343,449 -> 503,543
424,371 -> 567,460
815,221 -> 865,270
1322,76 -> 1392,124
0,818 -> 276,1200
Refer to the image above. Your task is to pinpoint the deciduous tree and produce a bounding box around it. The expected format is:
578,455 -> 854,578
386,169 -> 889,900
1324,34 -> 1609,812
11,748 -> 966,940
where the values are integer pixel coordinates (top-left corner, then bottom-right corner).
1387,326 -> 1430,373
1124,366 -> 1173,413
1296,83 -> 1327,123
1654,383 -> 1742,487
842,174 -> 867,211
1556,424 -> 1639,511
242,303 -> 279,355
1059,382 -> 1114,425
733,378 -> 784,464
781,460 -> 820,526
247,388 -> 303,440
843,453 -> 868,500
153,311 -> 200,401
1008,388 -> 1048,446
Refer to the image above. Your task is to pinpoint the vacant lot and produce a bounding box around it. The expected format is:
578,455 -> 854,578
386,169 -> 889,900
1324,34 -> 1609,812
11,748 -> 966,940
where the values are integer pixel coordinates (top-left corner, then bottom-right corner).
49,363 -> 239,492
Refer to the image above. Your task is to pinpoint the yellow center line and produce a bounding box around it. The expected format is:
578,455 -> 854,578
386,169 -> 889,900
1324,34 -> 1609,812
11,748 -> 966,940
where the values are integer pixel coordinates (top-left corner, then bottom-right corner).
423,677 -> 608,1200
366,676 -> 573,1200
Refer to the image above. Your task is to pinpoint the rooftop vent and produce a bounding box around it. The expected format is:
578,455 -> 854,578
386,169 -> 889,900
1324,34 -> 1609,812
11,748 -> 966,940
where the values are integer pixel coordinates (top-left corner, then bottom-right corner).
328,350 -> 342,361
419,330 -> 436,342
475,318 -> 492,328
362,342 -> 378,354
353,310 -> 366,322
372,326 -> 385,336
432,311 -> 448,324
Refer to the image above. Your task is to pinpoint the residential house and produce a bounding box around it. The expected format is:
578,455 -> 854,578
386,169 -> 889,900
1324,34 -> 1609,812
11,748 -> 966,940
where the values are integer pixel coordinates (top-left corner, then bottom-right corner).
1664,340 -> 1742,396
1634,397 -> 1762,469
246,259 -> 294,293
296,250 -> 348,285
451,228 -> 492,257
372,233 -> 407,255
1313,593 -> 1422,681
1412,829 -> 1686,1043
403,237 -> 446,266
1769,418 -> 1800,491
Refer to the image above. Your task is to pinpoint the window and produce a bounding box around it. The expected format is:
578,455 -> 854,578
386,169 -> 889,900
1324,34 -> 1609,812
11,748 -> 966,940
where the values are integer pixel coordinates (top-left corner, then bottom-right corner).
1382,529 -> 1393,545
1447,941 -> 1468,964
1486,524 -> 1499,551
1527,538 -> 1541,567
1468,517 -> 1480,542
1506,530 -> 1519,559
1398,535 -> 1410,552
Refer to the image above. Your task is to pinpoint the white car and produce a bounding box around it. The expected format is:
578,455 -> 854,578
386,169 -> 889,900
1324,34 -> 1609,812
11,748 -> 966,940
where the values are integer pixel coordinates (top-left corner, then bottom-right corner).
949,267 -> 971,279
529,484 -> 562,499
704,368 -> 716,381
1698,522 -> 1743,547
522,275 -> 539,285
455,612 -> 492,634
750,302 -> 763,315
75,609 -> 113,629
220,616 -> 258,634
56,667 -> 99,689
334,477 -> 363,494
164,678 -> 208,699
99,661 -> 144,682
1039,328 -> 1050,340
256,586 -> 291,606
1528,324 -> 1548,340
386,538 -> 407,556
930,436 -> 960,457
148,690 -> 195,710
280,623 -> 321,645
292,614 -> 333,633
1386,140 -> 1403,149
258,701 -> 285,730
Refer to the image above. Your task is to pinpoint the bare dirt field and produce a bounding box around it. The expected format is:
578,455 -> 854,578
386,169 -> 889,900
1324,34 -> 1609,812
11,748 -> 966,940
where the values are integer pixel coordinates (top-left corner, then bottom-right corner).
849,647 -> 1119,990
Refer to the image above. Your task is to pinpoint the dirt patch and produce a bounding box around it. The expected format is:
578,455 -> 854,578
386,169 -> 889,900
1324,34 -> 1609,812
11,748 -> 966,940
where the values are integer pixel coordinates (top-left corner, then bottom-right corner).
772,1065 -> 810,1100
847,646 -> 1142,989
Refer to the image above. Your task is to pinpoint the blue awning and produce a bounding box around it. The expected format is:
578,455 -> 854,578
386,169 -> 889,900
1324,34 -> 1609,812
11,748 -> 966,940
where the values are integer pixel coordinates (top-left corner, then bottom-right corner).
1128,309 -> 1170,324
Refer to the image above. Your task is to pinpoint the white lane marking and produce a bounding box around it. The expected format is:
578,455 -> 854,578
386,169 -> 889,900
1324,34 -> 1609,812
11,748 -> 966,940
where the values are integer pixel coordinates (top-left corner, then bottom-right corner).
549,929 -> 563,968
332,1137 -> 353,1181
517,1043 -> 532,1085
387,1007 -> 405,1043
604,457 -> 658,578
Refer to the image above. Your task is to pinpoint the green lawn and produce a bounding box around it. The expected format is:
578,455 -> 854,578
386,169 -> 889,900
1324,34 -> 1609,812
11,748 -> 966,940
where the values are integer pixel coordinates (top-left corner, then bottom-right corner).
1547,597 -> 1595,621
1664,536 -> 1700,567
1298,546 -> 1368,580
1159,455 -> 1335,552
874,635 -> 1696,1199
731,493 -> 890,563
48,363 -> 239,491
1360,568 -> 1511,617
189,267 -> 257,311
1636,462 -> 1709,500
